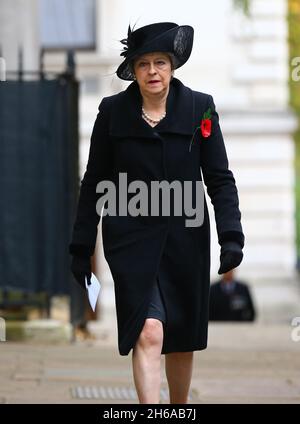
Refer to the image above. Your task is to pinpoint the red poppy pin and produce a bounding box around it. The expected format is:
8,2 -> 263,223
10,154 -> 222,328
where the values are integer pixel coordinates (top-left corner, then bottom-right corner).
200,108 -> 212,138
188,108 -> 212,152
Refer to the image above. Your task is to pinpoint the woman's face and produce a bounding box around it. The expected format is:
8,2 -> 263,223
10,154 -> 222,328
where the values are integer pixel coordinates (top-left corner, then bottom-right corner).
133,52 -> 173,97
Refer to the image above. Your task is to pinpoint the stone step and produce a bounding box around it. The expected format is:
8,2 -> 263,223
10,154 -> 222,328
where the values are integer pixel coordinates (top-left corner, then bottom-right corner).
4,319 -> 72,343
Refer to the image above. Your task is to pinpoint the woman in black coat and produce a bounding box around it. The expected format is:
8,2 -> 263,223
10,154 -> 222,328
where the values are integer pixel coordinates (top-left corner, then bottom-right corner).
69,22 -> 244,404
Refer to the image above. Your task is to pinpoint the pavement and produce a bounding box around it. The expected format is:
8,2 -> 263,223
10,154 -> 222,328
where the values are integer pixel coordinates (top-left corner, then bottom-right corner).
0,316 -> 300,404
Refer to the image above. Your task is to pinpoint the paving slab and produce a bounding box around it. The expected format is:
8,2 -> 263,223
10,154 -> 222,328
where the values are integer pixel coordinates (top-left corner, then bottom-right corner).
0,323 -> 299,404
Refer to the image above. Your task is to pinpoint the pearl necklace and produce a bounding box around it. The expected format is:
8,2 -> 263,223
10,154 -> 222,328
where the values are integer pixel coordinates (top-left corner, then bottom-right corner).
142,107 -> 166,124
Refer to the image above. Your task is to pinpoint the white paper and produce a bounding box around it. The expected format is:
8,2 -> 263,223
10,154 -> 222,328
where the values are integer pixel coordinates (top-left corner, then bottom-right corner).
85,273 -> 101,312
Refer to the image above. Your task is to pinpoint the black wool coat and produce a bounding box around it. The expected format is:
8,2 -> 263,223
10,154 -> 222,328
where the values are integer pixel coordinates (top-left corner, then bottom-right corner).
70,77 -> 244,355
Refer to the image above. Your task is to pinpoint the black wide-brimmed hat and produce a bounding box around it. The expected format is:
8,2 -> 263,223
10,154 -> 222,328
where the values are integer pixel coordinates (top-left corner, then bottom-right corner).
116,22 -> 194,81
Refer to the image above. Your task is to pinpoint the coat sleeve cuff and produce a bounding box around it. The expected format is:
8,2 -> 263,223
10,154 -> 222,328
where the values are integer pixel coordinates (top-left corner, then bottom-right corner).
218,231 -> 245,249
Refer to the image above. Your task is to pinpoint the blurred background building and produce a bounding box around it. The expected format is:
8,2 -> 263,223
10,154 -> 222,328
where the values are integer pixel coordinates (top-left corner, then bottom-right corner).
0,0 -> 299,327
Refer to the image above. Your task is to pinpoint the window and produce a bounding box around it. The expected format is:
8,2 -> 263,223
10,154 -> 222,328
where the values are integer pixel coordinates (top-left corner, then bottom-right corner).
39,0 -> 96,50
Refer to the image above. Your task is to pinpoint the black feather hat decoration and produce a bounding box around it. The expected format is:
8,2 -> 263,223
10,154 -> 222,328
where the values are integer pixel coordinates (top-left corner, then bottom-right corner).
120,24 -> 137,57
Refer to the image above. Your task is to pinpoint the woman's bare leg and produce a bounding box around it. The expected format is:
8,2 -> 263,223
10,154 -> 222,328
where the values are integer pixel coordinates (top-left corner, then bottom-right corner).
132,318 -> 164,403
165,351 -> 194,403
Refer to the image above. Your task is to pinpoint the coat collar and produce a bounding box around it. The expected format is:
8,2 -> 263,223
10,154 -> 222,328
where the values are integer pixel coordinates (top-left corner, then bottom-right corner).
109,77 -> 194,139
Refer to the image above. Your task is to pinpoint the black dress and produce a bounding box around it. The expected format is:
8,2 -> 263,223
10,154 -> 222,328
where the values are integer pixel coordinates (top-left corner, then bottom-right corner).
146,273 -> 167,325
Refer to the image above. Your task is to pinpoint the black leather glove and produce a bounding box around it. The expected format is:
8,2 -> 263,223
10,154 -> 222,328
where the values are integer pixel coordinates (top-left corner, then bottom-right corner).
71,255 -> 92,290
218,241 -> 243,275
